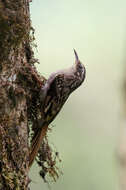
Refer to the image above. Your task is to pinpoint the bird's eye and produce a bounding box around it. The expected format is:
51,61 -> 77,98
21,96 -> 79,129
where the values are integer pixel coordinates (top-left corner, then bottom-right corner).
78,63 -> 83,70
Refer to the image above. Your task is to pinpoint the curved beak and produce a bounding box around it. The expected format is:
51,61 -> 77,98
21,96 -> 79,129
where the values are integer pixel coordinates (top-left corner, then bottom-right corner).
74,49 -> 79,64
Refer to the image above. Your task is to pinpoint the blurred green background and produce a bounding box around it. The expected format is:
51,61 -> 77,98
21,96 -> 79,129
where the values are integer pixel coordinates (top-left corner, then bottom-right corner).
29,0 -> 126,189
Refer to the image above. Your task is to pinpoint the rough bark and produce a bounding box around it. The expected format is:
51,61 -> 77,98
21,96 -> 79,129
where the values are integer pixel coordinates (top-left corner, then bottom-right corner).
0,0 -> 40,189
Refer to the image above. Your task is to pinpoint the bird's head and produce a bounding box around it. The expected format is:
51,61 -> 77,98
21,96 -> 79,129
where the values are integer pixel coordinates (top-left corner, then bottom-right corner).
68,49 -> 86,92
74,49 -> 86,82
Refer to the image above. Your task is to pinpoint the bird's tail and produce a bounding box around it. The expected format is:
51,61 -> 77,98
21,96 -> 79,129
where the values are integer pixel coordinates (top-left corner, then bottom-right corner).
29,125 -> 48,168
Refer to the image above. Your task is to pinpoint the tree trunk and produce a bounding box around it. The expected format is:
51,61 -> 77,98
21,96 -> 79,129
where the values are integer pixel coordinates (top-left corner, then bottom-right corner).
0,0 -> 38,189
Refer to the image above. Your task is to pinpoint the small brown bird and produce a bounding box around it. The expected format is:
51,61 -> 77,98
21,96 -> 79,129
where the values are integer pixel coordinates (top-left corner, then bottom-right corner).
29,50 -> 86,167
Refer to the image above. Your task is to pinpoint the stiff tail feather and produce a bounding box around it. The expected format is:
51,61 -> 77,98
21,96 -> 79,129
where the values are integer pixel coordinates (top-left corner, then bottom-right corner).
29,125 -> 48,167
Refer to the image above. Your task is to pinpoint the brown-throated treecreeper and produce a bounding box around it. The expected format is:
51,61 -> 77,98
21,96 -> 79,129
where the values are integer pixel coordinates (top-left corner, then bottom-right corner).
29,50 -> 86,167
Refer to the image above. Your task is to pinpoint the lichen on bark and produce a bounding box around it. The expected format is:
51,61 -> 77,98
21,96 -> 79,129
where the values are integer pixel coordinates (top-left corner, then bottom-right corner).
0,0 -> 32,189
